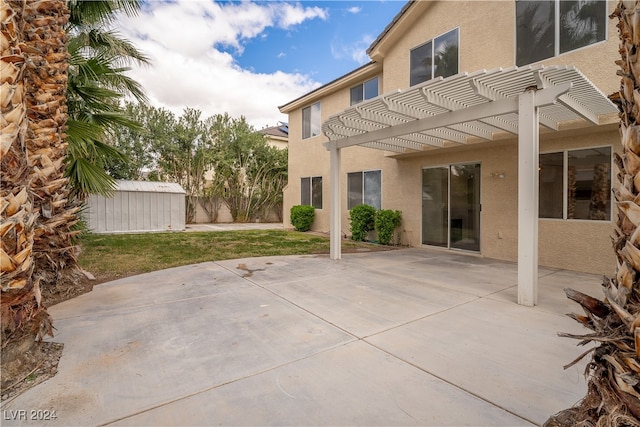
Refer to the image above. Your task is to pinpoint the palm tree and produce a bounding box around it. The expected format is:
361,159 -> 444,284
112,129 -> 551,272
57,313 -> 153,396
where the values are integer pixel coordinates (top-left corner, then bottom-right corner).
65,0 -> 150,197
1,0 -> 149,350
1,0 -> 75,344
545,1 -> 640,425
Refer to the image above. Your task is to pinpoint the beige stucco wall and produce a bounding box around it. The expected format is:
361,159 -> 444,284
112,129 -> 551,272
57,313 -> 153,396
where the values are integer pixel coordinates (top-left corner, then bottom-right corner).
377,0 -> 619,96
282,0 -> 621,275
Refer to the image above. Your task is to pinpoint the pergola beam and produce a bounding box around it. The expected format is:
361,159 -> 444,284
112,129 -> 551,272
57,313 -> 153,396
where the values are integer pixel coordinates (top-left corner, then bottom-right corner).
324,97 -> 517,150
319,66 -> 617,308
324,83 -> 571,151
326,82 -> 573,306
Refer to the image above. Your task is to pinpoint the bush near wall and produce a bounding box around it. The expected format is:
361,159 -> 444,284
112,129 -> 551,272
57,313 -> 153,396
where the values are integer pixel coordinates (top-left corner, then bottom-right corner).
349,204 -> 376,241
290,205 -> 315,232
375,209 -> 402,245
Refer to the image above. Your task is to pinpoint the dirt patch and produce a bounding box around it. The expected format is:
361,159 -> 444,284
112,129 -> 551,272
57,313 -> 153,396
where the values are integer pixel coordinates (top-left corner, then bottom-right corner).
1,340 -> 63,403
236,263 -> 267,278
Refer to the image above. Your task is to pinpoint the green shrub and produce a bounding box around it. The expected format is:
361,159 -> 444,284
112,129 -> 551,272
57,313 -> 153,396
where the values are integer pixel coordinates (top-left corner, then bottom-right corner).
349,204 -> 376,241
290,205 -> 315,232
375,209 -> 402,245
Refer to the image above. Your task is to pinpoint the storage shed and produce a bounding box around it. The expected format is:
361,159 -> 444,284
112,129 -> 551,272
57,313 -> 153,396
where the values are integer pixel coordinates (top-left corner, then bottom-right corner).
86,180 -> 186,233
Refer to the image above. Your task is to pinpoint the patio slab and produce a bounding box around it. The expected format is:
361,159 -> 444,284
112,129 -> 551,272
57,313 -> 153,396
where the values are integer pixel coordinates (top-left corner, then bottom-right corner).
366,296 -> 593,426
255,267 -> 478,338
111,341 -> 533,426
1,248 -> 601,426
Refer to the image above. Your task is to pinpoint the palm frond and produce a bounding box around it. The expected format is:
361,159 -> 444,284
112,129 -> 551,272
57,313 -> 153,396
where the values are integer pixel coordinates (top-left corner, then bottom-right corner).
86,29 -> 151,65
68,0 -> 142,28
69,49 -> 148,103
65,157 -> 117,197
65,0 -> 149,196
66,119 -> 127,161
84,111 -> 143,134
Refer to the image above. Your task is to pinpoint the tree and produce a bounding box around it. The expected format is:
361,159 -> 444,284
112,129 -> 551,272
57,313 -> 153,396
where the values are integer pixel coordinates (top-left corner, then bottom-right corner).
209,114 -> 288,223
65,0 -> 150,197
106,106 -> 287,223
545,2 -> 640,425
107,105 -> 212,223
1,0 -> 76,345
154,108 -> 213,223
104,102 -> 168,180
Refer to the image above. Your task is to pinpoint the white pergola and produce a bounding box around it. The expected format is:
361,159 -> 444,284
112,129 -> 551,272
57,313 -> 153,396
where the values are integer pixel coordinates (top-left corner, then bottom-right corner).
322,65 -> 618,306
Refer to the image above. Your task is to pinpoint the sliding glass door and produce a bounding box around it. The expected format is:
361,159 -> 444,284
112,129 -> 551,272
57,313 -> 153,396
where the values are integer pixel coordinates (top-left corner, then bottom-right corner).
422,164 -> 480,251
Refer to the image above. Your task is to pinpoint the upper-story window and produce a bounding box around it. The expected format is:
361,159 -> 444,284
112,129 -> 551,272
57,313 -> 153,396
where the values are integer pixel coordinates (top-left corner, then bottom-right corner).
350,77 -> 379,106
302,102 -> 321,139
410,28 -> 459,87
516,0 -> 607,66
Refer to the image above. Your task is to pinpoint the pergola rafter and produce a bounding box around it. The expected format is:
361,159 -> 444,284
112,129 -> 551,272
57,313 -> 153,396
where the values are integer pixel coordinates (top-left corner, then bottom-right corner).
322,65 -> 618,306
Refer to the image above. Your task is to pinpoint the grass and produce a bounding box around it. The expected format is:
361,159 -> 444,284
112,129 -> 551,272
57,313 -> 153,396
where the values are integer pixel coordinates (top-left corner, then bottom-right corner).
78,230 -> 389,278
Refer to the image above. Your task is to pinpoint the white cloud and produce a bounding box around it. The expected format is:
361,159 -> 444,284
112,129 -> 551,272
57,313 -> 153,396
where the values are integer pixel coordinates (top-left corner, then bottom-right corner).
347,6 -> 362,14
115,1 -> 325,128
330,34 -> 375,65
275,3 -> 328,28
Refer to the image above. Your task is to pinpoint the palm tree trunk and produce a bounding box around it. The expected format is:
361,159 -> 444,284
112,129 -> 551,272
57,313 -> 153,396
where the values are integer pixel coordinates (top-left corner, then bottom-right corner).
545,1 -> 640,425
1,0 -> 77,343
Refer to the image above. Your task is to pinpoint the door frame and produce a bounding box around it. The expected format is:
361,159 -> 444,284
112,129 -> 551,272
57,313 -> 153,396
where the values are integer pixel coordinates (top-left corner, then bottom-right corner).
421,161 -> 482,253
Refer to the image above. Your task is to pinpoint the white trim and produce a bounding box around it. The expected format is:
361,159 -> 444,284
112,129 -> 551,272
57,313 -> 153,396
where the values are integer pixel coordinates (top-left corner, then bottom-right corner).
563,150 -> 569,220
330,148 -> 341,260
517,89 -> 539,307
540,144 -> 613,222
346,169 -> 383,210
302,102 -> 321,140
421,161 -> 481,253
409,27 -> 460,87
300,176 -> 324,210
323,66 -> 617,307
514,0 -> 609,67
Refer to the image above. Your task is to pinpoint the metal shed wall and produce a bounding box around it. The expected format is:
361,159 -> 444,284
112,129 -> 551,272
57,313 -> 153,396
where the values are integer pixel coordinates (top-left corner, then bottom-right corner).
86,180 -> 186,233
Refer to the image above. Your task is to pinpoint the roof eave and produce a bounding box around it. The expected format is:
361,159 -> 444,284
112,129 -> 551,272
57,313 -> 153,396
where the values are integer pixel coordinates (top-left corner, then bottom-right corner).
279,62 -> 382,113
366,1 -> 415,59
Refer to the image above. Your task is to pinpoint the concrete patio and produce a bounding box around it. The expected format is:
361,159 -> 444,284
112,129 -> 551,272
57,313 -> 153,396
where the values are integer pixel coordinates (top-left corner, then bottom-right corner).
1,248 -> 601,426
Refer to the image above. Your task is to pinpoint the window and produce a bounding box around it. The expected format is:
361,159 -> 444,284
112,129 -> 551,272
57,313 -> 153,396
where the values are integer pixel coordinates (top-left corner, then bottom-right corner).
350,77 -> 379,106
348,170 -> 381,210
539,147 -> 611,220
302,102 -> 321,139
516,0 -> 606,66
410,28 -> 459,86
301,176 -> 322,209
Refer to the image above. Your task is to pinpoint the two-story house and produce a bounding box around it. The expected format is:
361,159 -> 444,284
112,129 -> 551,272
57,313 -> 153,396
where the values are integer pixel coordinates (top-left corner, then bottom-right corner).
279,0 -> 620,304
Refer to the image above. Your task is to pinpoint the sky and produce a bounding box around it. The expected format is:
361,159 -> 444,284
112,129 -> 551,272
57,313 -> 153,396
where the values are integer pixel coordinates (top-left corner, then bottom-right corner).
115,0 -> 407,129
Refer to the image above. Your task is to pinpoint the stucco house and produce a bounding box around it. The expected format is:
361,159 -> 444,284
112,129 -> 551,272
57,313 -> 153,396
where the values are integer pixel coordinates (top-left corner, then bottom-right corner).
279,0 -> 621,305
260,122 -> 289,150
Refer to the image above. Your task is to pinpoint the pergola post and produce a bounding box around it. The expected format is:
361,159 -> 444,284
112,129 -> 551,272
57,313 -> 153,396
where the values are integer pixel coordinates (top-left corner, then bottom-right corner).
329,146 -> 342,260
517,88 -> 539,306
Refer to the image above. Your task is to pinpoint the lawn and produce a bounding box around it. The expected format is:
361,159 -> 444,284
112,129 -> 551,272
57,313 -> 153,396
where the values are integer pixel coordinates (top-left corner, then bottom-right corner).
78,230 -> 390,279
